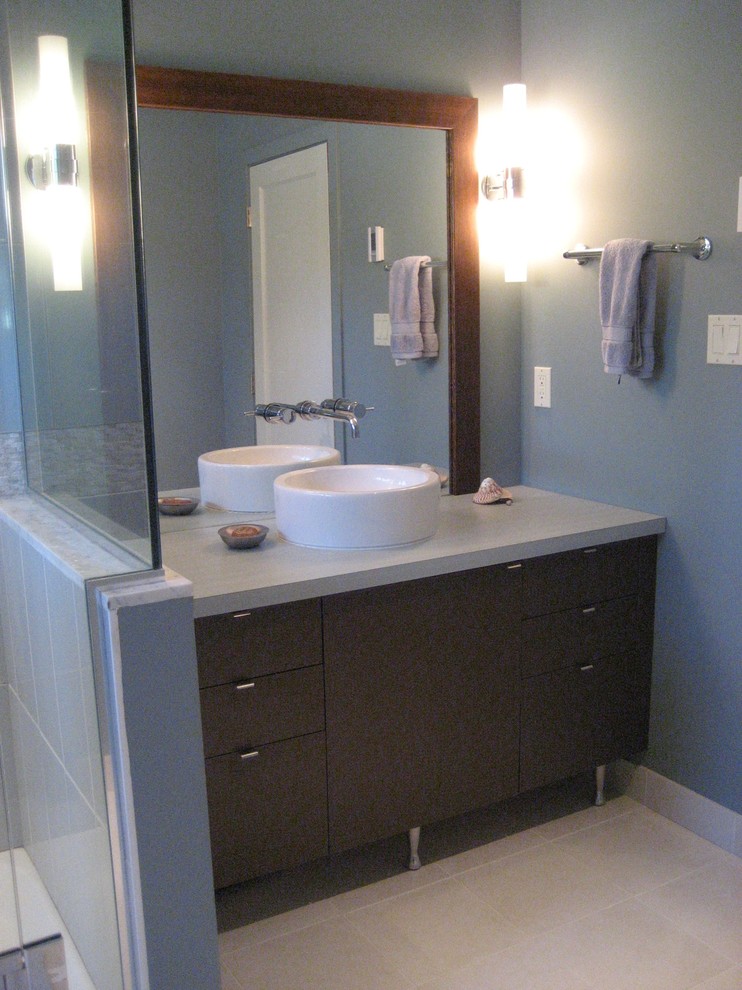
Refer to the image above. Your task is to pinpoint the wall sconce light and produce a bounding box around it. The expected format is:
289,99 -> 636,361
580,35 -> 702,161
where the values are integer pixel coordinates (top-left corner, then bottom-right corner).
25,35 -> 83,291
480,83 -> 528,283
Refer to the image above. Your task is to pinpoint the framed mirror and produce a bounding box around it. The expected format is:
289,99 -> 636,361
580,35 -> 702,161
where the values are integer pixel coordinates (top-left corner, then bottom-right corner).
135,65 -> 480,495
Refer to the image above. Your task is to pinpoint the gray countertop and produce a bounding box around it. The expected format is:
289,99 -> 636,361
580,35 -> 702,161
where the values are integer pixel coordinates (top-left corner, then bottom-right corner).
160,486 -> 665,618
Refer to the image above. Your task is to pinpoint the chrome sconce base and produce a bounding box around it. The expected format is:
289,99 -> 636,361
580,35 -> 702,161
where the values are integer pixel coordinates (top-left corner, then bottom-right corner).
25,143 -> 78,190
481,165 -> 524,201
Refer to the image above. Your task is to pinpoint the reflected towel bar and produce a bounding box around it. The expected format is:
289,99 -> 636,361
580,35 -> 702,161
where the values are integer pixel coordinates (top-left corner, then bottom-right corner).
383,259 -> 447,271
563,236 -> 712,265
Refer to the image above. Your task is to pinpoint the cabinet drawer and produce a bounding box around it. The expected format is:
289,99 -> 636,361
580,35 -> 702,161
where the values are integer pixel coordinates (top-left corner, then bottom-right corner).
521,596 -> 640,677
205,732 -> 328,888
195,598 -> 322,687
520,649 -> 651,792
522,538 -> 650,617
200,664 -> 325,758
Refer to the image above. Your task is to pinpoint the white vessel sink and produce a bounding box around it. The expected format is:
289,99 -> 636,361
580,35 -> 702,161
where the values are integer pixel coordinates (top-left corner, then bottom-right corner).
198,445 -> 340,511
273,464 -> 441,548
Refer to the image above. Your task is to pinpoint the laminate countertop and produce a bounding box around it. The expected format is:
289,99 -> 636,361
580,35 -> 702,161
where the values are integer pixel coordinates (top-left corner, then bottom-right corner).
160,486 -> 665,618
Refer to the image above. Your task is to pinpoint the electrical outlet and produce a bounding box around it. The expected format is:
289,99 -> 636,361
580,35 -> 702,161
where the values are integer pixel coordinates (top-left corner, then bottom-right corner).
534,366 -> 551,407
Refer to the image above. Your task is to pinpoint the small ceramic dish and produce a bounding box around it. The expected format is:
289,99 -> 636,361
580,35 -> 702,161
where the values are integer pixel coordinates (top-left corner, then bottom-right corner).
218,523 -> 269,549
158,496 -> 198,516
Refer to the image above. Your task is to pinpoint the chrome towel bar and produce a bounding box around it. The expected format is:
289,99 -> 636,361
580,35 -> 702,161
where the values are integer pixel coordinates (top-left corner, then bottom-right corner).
563,235 -> 712,264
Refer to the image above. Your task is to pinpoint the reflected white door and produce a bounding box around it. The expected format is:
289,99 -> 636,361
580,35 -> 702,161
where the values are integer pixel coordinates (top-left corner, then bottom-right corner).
250,144 -> 335,447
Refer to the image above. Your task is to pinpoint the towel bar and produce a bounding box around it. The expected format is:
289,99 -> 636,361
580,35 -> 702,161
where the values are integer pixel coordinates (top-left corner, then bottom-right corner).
383,259 -> 447,271
563,236 -> 711,264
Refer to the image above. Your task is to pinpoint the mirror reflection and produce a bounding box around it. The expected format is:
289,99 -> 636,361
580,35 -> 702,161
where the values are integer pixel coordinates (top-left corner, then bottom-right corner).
138,108 -> 450,490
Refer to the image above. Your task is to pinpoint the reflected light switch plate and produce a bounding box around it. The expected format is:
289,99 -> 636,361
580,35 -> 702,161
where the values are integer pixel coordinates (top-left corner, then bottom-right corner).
374,313 -> 391,346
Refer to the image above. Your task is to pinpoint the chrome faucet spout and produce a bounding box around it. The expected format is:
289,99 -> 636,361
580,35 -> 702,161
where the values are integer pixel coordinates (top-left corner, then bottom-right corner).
251,398 -> 369,438
295,400 -> 361,437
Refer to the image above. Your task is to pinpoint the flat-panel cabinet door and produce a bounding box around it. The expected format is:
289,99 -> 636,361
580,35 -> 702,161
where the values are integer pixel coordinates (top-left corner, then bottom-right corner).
520,649 -> 652,792
520,666 -> 593,792
205,733 -> 327,888
323,565 -> 520,853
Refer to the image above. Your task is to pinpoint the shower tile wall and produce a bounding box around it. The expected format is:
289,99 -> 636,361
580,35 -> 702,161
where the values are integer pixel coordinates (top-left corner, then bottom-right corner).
0,512 -> 123,990
0,434 -> 24,497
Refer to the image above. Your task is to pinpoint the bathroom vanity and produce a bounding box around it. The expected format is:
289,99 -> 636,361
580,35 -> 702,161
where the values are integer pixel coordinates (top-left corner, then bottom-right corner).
161,487 -> 664,889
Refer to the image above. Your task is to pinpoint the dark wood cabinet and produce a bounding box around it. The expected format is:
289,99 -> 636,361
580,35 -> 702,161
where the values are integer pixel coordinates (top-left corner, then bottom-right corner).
195,536 -> 658,887
194,598 -> 322,686
519,537 -> 657,792
195,600 -> 328,888
323,565 -> 521,853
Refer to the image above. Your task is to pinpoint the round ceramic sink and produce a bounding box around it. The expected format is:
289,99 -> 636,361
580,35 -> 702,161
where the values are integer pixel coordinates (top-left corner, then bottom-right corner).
273,464 -> 441,548
198,444 -> 340,511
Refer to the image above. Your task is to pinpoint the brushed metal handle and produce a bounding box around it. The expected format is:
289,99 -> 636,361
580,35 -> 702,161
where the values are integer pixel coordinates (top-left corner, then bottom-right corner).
507,563 -> 522,570
580,664 -> 594,672
232,611 -> 252,619
240,750 -> 259,760
235,681 -> 255,691
583,547 -> 597,554
582,607 -> 596,614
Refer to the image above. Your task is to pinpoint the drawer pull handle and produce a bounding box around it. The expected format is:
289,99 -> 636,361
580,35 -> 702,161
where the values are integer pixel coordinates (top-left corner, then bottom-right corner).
582,607 -> 596,615
507,563 -> 522,570
232,611 -> 253,619
583,547 -> 597,554
235,681 -> 256,691
580,664 -> 594,672
240,750 -> 259,760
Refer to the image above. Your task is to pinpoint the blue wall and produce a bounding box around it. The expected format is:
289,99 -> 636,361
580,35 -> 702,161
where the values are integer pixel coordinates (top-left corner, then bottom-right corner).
132,0 -> 740,815
521,0 -> 742,813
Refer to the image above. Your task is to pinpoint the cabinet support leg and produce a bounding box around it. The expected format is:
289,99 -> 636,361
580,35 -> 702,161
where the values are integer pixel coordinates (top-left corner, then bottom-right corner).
408,826 -> 421,870
594,764 -> 606,806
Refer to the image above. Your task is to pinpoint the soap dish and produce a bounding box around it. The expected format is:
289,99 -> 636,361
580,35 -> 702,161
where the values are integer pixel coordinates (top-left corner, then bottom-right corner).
158,496 -> 198,516
218,523 -> 269,549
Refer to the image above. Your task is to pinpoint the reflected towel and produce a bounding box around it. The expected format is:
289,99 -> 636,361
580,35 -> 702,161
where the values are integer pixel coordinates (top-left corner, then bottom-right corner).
389,256 -> 437,360
419,262 -> 438,357
599,239 -> 657,378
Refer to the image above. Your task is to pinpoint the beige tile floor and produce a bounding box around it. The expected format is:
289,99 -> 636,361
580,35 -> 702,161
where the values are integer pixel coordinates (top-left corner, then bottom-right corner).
218,797 -> 742,990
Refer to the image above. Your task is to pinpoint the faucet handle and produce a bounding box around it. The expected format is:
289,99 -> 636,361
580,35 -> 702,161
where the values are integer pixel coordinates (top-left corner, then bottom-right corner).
253,403 -> 297,424
320,398 -> 373,419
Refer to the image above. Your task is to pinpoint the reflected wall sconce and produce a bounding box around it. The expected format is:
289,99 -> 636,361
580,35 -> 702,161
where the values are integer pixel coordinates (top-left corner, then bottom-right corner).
480,83 -> 528,282
25,35 -> 83,291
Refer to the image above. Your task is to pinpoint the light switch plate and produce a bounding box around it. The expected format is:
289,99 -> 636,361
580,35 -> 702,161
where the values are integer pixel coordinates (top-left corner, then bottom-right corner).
374,312 -> 391,346
534,366 -> 551,407
707,315 -> 741,365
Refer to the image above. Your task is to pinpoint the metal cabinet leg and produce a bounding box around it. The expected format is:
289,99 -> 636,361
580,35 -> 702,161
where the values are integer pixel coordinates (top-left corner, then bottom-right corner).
408,826 -> 421,870
594,764 -> 606,806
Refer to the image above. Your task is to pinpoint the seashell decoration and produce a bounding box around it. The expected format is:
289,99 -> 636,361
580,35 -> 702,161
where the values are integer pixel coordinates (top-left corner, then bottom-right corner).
472,477 -> 513,505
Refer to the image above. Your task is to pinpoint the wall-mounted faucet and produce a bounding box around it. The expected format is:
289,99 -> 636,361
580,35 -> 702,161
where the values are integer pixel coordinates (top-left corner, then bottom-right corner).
249,398 -> 372,438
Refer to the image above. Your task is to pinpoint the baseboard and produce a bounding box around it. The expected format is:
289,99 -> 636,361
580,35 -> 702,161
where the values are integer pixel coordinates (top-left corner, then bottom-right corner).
610,760 -> 742,858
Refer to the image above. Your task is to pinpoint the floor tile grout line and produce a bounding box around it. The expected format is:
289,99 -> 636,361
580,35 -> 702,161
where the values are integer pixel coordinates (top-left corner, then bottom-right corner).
217,803 -> 650,954
686,964 -> 742,990
217,796 -> 735,973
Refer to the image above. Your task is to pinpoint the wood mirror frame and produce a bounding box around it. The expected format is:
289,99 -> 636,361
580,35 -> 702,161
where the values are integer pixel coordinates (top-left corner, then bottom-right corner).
135,65 -> 480,494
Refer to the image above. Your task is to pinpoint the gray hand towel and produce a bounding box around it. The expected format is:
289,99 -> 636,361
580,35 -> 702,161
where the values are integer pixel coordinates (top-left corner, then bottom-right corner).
599,239 -> 657,378
389,256 -> 436,360
419,262 -> 438,357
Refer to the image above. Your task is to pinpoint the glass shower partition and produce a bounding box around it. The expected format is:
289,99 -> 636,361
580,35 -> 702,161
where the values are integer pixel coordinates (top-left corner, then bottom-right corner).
0,0 -> 159,987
